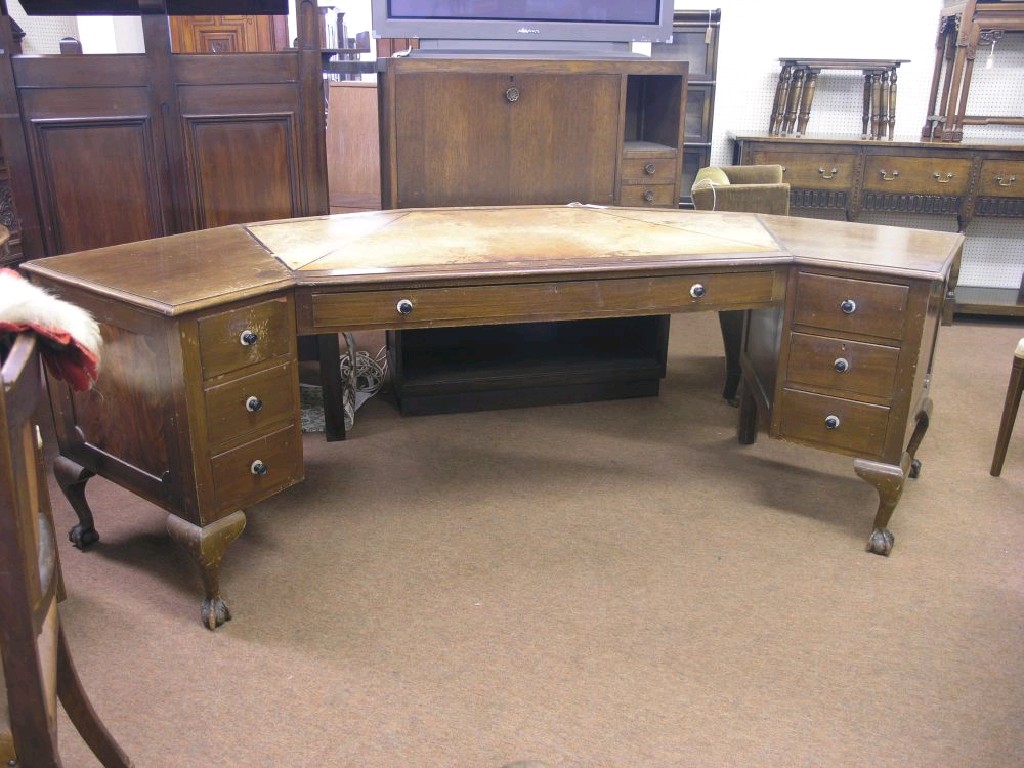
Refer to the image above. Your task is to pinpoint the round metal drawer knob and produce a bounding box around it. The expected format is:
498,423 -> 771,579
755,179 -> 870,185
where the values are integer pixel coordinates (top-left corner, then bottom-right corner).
643,162 -> 657,175
689,283 -> 706,299
250,459 -> 268,476
643,189 -> 656,203
245,395 -> 263,413
396,299 -> 414,315
824,414 -> 841,430
834,357 -> 850,373
505,86 -> 519,103
239,329 -> 259,346
840,299 -> 857,315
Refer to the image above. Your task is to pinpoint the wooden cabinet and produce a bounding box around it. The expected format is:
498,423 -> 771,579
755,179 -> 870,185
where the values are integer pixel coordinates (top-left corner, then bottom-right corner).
733,134 -> 1024,315
326,81 -> 381,214
652,9 -> 721,207
378,55 -> 688,415
170,14 -> 289,53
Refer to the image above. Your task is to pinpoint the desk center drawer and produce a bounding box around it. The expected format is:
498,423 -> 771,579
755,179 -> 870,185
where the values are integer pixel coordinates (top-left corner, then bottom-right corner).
311,271 -> 780,329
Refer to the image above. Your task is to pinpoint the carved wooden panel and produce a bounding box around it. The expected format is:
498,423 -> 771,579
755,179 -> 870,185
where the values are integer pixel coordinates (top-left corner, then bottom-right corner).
170,15 -> 289,53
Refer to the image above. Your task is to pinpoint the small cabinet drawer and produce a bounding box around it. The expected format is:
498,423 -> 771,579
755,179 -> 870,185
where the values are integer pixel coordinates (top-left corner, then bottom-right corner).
619,184 -> 677,207
198,296 -> 293,380
778,388 -> 890,457
750,150 -> 856,189
210,425 -> 302,515
204,362 -> 296,451
620,155 -> 677,183
862,155 -> 972,195
977,160 -> 1024,197
785,332 -> 900,400
793,272 -> 909,341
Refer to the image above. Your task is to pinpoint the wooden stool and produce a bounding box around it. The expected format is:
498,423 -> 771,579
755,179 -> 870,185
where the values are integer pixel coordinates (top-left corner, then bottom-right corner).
990,338 -> 1024,476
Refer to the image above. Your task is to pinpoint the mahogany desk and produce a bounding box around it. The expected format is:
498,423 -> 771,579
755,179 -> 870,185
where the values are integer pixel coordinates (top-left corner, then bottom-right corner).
21,206 -> 964,629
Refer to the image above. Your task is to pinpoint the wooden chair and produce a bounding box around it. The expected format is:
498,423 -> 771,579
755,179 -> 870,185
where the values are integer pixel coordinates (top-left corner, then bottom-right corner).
991,338 -> 1024,477
691,165 -> 791,404
0,332 -> 133,767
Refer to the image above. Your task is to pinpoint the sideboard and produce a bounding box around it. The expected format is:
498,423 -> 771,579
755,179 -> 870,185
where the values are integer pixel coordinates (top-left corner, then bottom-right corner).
22,206 -> 963,628
733,134 -> 1024,316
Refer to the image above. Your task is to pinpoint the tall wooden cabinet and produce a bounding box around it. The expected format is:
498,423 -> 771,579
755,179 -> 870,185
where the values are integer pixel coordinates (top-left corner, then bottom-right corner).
378,55 -> 689,415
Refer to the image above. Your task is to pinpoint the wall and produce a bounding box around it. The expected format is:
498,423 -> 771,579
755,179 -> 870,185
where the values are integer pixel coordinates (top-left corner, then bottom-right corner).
700,0 -> 1024,291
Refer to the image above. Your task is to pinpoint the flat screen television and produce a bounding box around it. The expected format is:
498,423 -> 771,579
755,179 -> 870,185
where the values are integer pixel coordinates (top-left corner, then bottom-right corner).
370,0 -> 674,49
17,0 -> 288,14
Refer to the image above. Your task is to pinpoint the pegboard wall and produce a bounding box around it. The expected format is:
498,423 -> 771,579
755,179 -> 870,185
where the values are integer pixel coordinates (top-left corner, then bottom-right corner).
703,0 -> 1024,291
6,1 -> 77,54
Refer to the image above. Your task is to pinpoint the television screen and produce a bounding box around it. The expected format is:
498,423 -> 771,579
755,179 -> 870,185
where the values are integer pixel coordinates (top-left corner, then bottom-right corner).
18,0 -> 288,14
371,0 -> 673,45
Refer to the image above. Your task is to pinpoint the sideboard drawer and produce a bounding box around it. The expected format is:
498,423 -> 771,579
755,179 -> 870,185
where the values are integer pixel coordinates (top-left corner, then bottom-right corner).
620,154 -> 677,183
793,272 -> 909,341
312,271 -> 780,329
785,332 -> 900,400
778,388 -> 890,456
619,183 -> 677,207
204,361 -> 296,451
198,297 -> 293,380
862,155 -> 972,196
977,160 -> 1024,197
751,150 -> 857,189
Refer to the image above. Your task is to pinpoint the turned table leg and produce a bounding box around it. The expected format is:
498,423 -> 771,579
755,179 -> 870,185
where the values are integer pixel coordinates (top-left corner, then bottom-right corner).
54,456 -> 100,549
166,511 -> 247,630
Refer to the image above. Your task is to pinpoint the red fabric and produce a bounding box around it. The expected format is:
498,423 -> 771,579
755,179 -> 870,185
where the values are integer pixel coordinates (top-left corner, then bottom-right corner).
0,268 -> 100,391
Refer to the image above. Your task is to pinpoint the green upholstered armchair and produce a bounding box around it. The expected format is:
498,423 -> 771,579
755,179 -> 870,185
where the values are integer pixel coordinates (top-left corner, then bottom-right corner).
690,164 -> 791,216
690,165 -> 791,405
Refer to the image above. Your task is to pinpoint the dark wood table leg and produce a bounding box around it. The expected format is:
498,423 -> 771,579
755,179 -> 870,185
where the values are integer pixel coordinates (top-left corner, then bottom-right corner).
737,381 -> 758,445
718,309 -> 744,406
317,332 -> 347,442
166,511 -> 247,630
54,456 -> 100,549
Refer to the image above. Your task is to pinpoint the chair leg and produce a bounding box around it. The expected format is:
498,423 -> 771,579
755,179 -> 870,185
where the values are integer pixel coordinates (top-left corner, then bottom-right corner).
56,624 -> 133,767
718,310 -> 744,406
991,354 -> 1024,477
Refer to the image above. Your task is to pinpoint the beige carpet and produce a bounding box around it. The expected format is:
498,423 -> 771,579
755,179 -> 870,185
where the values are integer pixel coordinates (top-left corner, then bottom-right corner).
45,310 -> 1023,767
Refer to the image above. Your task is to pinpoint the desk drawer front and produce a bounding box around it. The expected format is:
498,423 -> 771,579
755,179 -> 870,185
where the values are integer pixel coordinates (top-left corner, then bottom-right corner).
752,150 -> 856,189
204,362 -> 296,451
778,388 -> 890,456
313,272 -> 779,329
786,332 -> 899,400
977,159 -> 1024,198
793,272 -> 908,341
862,155 -> 972,195
198,297 -> 293,380
210,425 -> 302,514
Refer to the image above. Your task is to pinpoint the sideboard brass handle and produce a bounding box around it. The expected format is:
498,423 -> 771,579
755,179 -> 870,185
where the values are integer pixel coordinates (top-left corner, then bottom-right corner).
239,329 -> 258,346
818,167 -> 839,179
996,175 -> 1017,187
879,169 -> 899,181
505,86 -> 519,103
643,162 -> 657,175
933,172 -> 954,184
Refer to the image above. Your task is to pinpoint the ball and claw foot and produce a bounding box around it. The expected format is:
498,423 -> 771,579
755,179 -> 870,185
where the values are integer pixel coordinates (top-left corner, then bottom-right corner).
69,523 -> 99,550
868,527 -> 895,556
201,598 -> 232,631
909,459 -> 922,479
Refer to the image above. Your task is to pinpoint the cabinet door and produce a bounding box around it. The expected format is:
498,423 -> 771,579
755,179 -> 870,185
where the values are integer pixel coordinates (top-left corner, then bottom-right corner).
393,72 -> 620,208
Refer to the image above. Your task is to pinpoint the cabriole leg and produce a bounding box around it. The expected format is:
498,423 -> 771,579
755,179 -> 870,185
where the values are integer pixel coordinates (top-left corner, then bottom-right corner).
854,455 -> 910,556
54,456 -> 100,549
166,510 -> 247,630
